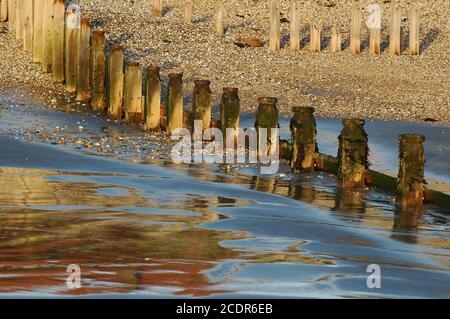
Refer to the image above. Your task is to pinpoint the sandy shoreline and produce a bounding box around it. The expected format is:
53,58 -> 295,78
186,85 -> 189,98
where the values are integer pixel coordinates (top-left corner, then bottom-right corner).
0,0 -> 449,124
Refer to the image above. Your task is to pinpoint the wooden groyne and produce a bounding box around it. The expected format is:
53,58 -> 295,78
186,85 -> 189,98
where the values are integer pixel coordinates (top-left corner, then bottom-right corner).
1,1 -> 448,211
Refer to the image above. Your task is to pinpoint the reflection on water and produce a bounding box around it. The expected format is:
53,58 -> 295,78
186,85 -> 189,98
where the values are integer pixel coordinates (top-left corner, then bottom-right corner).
0,154 -> 449,297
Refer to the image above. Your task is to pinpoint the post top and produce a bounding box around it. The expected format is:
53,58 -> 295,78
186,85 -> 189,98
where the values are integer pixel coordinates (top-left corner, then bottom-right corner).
342,118 -> 365,127
292,106 -> 315,113
223,87 -> 239,94
80,18 -> 91,27
110,44 -> 123,51
399,134 -> 425,143
127,61 -> 140,67
92,30 -> 106,36
168,72 -> 183,79
258,97 -> 278,105
194,80 -> 211,86
147,65 -> 160,74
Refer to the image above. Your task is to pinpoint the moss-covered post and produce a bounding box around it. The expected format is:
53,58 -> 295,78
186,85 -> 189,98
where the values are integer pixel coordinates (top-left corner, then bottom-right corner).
269,0 -> 280,52
33,0 -> 43,63
397,134 -> 426,207
65,4 -> 80,93
167,73 -> 183,133
409,6 -> 419,55
390,6 -> 402,56
290,106 -> 317,173
255,97 -> 279,159
53,0 -> 65,83
42,0 -> 54,73
91,30 -> 106,111
350,3 -> 361,54
220,87 -> 240,142
76,19 -> 91,102
144,66 -> 161,131
7,0 -> 16,32
124,61 -> 143,124
192,80 -> 212,132
107,45 -> 124,120
337,119 -> 369,188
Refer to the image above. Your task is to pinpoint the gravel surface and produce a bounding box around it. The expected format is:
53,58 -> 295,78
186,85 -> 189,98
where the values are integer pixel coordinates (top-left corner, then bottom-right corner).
0,0 -> 449,123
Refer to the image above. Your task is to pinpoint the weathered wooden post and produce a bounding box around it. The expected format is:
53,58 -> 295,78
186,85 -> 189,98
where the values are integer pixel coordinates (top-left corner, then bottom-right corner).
0,0 -> 7,23
15,0 -> 24,41
255,97 -> 279,158
124,61 -> 143,124
144,66 -> 161,131
269,0 -> 280,52
390,6 -> 402,56
369,28 -> 381,55
290,2 -> 300,52
409,7 -> 419,55
167,73 -> 184,133
221,87 -> 240,143
151,0 -> 162,17
290,107 -> 317,173
367,4 -> 381,54
76,19 -> 91,102
331,26 -> 342,53
216,4 -> 224,36
42,0 -> 54,73
310,24 -> 322,52
33,0 -> 43,63
65,4 -> 80,93
53,0 -> 65,83
350,3 -> 361,54
91,30 -> 107,111
182,2 -> 192,24
397,134 -> 426,207
107,44 -> 124,120
337,119 -> 369,188
192,80 -> 212,132
23,0 -> 33,52
8,0 -> 16,32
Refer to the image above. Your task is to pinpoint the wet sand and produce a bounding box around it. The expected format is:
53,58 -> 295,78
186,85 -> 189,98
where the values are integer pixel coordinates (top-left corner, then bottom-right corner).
0,90 -> 449,298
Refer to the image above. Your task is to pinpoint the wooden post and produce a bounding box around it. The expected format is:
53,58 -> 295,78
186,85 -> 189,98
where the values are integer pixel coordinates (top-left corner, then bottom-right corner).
53,0 -> 65,83
167,73 -> 183,133
107,45 -> 124,120
144,66 -> 161,132
15,0 -> 23,41
409,7 -> 419,55
124,61 -> 143,124
368,4 -> 381,54
151,0 -> 162,17
42,0 -> 54,73
76,19 -> 91,102
397,134 -> 426,207
23,0 -> 33,52
269,0 -> 280,52
0,0 -> 7,23
33,0 -> 43,63
369,28 -> 381,54
390,6 -> 402,56
182,2 -> 192,24
65,4 -> 80,93
310,24 -> 322,52
91,30 -> 107,111
216,4 -> 224,36
350,3 -> 361,54
220,87 -> 240,142
255,97 -> 279,158
8,0 -> 15,32
331,26 -> 342,52
192,80 -> 212,131
290,106 -> 317,173
337,119 -> 369,188
290,2 -> 300,52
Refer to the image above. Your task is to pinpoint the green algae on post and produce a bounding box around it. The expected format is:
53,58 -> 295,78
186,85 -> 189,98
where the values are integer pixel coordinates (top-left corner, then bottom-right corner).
255,97 -> 279,159
337,119 -> 369,189
397,134 -> 426,207
144,66 -> 161,132
290,106 -> 317,173
220,87 -> 240,143
192,80 -> 212,132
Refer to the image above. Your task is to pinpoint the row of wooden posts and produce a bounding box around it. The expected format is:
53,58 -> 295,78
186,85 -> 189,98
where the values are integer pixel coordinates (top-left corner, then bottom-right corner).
1,0 -> 446,210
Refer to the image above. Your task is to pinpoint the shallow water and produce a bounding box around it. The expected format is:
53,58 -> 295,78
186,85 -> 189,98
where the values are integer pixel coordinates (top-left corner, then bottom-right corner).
0,90 -> 449,298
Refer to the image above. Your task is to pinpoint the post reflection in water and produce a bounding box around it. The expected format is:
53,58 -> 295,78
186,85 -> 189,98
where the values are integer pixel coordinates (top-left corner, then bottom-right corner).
391,206 -> 424,244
